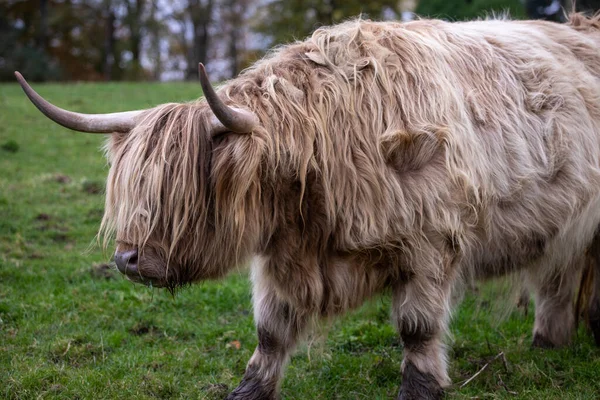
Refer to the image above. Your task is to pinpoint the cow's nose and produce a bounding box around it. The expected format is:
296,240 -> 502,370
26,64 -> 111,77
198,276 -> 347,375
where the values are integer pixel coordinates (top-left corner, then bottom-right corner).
114,249 -> 138,275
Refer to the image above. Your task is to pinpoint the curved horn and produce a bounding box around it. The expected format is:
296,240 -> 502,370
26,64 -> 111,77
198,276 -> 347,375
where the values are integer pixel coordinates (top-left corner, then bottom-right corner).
198,63 -> 258,133
15,72 -> 144,133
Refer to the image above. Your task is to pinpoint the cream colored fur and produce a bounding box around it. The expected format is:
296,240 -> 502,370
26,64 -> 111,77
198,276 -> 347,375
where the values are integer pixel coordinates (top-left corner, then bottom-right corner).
100,14 -> 600,393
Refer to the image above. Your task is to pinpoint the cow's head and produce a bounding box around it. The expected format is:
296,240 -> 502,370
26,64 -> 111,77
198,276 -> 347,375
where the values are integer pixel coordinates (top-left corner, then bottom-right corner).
16,65 -> 265,291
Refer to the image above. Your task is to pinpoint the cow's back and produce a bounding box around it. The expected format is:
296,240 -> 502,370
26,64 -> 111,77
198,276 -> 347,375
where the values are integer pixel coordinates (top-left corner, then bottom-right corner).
292,17 -> 600,278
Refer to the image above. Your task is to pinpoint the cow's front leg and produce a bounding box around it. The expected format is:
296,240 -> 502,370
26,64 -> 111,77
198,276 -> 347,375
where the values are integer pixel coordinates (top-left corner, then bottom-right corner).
227,277 -> 307,399
393,274 -> 453,400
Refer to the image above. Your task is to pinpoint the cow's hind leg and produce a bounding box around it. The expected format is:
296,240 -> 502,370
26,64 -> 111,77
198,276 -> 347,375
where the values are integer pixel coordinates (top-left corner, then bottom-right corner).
528,258 -> 581,348
393,272 -> 454,400
585,232 -> 600,346
226,269 -> 308,400
589,268 -> 600,346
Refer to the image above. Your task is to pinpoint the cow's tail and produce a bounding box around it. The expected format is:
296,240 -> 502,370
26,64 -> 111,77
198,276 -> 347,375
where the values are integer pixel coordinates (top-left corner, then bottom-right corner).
575,232 -> 600,346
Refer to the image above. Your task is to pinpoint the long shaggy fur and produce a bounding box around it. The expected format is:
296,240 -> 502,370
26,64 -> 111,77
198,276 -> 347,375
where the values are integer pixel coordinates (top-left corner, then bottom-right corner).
100,13 -> 600,393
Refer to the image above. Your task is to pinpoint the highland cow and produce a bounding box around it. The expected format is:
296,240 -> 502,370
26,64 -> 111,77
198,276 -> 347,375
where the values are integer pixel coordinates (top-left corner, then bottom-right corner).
16,13 -> 600,399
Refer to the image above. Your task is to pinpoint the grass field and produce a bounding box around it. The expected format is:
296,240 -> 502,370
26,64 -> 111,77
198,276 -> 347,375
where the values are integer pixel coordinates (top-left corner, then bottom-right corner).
1,81 -> 599,400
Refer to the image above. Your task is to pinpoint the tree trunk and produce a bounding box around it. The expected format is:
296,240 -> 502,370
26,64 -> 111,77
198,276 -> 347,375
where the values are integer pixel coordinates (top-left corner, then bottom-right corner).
226,0 -> 241,78
147,0 -> 161,80
103,7 -> 115,81
126,0 -> 144,63
186,0 -> 213,80
38,0 -> 48,51
132,0 -> 144,63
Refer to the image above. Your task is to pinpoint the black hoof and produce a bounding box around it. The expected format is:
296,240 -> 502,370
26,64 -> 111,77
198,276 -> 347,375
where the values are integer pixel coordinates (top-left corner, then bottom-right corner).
531,333 -> 555,349
225,365 -> 277,400
225,383 -> 276,400
590,317 -> 600,347
589,299 -> 600,347
398,361 -> 444,400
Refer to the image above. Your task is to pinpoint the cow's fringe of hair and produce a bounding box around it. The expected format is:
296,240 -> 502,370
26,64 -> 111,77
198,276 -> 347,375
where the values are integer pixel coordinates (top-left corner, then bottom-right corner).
100,104 -> 210,253
99,102 -> 265,283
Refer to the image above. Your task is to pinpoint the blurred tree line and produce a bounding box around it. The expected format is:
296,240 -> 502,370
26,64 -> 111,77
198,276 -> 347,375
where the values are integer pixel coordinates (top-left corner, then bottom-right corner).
1,0 -> 598,82
0,0 -> 255,81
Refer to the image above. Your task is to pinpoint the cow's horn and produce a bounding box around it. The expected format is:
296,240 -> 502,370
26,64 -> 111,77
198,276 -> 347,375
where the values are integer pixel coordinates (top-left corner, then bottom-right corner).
15,72 -> 144,133
198,63 -> 258,133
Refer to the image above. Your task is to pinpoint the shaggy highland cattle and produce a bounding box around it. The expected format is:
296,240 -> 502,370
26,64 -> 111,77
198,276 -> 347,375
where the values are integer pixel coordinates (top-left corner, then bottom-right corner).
16,13 -> 600,399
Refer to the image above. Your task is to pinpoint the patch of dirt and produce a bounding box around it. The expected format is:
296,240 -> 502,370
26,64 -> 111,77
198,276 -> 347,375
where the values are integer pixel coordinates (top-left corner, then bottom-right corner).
27,251 -> 44,260
34,214 -> 69,235
35,213 -> 51,221
54,174 -> 71,184
129,322 -> 159,336
90,263 -> 117,280
82,180 -> 103,195
149,361 -> 164,372
51,233 -> 68,242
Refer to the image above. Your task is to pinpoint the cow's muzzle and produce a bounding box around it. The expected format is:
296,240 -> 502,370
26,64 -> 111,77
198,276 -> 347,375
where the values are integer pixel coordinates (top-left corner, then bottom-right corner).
114,248 -> 139,276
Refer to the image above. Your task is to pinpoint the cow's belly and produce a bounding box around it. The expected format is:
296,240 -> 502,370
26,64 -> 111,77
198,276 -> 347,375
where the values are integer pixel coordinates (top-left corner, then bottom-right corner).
473,191 -> 600,279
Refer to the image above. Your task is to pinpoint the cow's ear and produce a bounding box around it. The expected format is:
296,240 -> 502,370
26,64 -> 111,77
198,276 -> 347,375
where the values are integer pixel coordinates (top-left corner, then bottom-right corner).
380,125 -> 450,173
304,51 -> 328,66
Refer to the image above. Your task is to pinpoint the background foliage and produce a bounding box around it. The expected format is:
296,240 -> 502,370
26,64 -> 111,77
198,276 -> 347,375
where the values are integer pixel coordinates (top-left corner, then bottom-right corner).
415,0 -> 526,20
4,0 -> 592,82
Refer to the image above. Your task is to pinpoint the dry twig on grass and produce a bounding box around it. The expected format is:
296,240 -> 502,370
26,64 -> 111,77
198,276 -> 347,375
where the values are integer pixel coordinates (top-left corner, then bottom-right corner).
460,351 -> 505,388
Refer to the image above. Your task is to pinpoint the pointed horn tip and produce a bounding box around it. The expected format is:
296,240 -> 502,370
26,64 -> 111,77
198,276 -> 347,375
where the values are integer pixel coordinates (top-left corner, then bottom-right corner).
14,71 -> 25,85
198,63 -> 208,79
198,63 -> 208,81
15,71 -> 36,95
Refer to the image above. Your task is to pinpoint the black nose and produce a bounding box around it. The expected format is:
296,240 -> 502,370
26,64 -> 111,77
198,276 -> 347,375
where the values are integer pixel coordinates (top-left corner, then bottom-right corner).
114,249 -> 138,275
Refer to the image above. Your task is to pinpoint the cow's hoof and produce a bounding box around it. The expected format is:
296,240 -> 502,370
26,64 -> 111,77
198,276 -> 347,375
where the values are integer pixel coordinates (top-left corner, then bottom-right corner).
531,333 -> 555,349
225,382 -> 277,400
225,373 -> 277,400
589,300 -> 600,347
398,361 -> 444,400
225,384 -> 276,400
225,363 -> 278,400
590,317 -> 600,347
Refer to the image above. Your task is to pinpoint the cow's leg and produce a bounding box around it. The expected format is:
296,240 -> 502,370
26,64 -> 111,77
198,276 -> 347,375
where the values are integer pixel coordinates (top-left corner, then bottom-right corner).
586,233 -> 600,346
589,263 -> 600,346
528,260 -> 580,348
393,273 -> 453,400
227,269 -> 308,400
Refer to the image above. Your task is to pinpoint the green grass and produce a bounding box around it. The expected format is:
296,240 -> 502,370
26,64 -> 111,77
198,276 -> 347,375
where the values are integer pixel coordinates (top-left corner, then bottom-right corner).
1,81 -> 599,400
